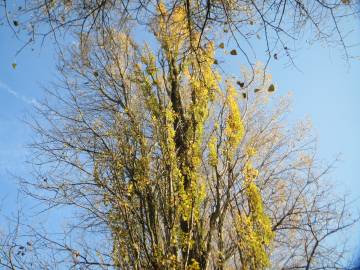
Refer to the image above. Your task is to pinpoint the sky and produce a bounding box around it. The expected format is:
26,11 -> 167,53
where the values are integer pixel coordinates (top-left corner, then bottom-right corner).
1,12 -> 360,266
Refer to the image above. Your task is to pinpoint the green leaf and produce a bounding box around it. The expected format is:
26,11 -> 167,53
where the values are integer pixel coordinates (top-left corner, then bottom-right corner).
268,84 -> 275,92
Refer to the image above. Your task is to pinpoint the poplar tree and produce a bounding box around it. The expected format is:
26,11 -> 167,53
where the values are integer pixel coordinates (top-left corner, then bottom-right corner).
0,1 -> 357,270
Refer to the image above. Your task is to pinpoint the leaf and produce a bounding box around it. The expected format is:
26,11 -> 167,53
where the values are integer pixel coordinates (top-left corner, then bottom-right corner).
254,88 -> 261,93
230,49 -> 237,55
268,84 -> 275,92
12,63 -> 17,69
242,92 -> 247,99
213,59 -> 218,65
273,53 -> 278,60
223,29 -> 228,33
237,81 -> 244,88
93,71 -> 99,77
13,20 -> 19,27
73,251 -> 80,257
219,42 -> 225,49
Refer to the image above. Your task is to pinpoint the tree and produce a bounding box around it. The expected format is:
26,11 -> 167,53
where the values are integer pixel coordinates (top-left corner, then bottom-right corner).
0,4 -> 356,269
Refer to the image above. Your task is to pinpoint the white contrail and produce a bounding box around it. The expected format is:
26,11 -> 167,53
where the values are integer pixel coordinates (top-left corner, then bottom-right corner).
0,80 -> 40,108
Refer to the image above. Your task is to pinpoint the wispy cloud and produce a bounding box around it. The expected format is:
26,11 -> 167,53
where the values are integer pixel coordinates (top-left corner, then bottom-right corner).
0,80 -> 40,107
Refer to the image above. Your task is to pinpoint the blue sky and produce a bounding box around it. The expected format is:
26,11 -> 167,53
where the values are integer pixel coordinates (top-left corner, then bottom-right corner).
0,26 -> 57,219
1,15 -> 360,264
